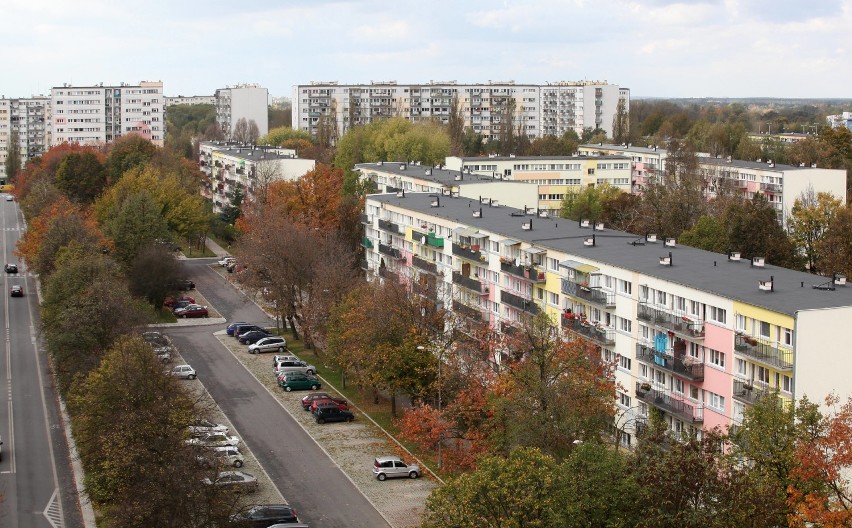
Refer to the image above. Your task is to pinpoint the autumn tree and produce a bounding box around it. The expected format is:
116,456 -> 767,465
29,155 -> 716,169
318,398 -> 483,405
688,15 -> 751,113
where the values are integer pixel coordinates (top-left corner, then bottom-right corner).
678,215 -> 729,253
260,163 -> 346,232
612,98 -> 629,144
100,189 -> 170,266
247,119 -> 260,145
259,127 -> 313,147
723,194 -> 799,268
232,117 -> 249,143
787,188 -> 843,272
128,243 -> 183,308
447,95 -> 465,156
105,134 -> 157,182
54,150 -> 108,204
5,129 -> 21,182
815,204 -> 852,277
560,183 -> 623,222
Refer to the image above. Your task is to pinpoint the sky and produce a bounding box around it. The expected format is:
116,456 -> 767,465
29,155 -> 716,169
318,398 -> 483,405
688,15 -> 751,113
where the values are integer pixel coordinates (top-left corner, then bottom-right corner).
2,0 -> 850,99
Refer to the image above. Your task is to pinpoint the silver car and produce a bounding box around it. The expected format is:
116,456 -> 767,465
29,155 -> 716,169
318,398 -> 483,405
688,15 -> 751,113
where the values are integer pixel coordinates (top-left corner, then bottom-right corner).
188,418 -> 228,437
274,359 -> 316,376
373,455 -> 421,480
186,433 -> 240,448
198,446 -> 244,468
201,470 -> 257,492
170,365 -> 197,380
248,336 -> 288,354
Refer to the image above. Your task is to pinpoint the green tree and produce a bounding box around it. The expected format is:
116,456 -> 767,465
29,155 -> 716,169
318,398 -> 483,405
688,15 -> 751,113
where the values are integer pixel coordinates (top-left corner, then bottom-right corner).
560,183 -> 622,221
815,204 -> 852,278
724,194 -> 799,268
128,243 -> 183,308
612,98 -> 629,144
787,189 -> 843,273
422,447 -> 564,528
447,95 -> 465,156
54,151 -> 108,204
734,136 -> 763,161
5,129 -> 21,182
259,126 -> 313,146
105,134 -> 157,182
101,190 -> 170,266
678,215 -> 729,253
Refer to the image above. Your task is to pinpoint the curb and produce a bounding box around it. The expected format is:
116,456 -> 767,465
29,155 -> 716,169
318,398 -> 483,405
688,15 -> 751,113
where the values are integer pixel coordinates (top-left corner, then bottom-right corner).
148,317 -> 227,328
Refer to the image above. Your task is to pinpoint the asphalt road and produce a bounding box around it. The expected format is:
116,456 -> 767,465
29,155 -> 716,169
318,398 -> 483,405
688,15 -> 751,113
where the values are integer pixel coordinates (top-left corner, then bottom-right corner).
0,197 -> 83,528
170,259 -> 391,528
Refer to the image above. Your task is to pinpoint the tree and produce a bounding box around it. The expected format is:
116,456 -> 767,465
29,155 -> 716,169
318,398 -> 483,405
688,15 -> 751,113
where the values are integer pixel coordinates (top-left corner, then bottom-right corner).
316,99 -> 339,149
724,194 -> 799,268
560,183 -> 622,221
247,119 -> 260,145
219,186 -> 243,225
259,127 -> 313,147
422,447 -> 564,528
5,129 -> 21,182
678,215 -> 729,253
258,163 -> 346,232
105,134 -> 157,181
54,151 -> 108,204
127,243 -> 183,308
251,158 -> 282,204
232,117 -> 249,143
447,95 -> 465,156
787,188 -> 843,273
735,136 -> 763,161
612,98 -> 629,144
815,204 -> 852,278
101,190 -> 170,266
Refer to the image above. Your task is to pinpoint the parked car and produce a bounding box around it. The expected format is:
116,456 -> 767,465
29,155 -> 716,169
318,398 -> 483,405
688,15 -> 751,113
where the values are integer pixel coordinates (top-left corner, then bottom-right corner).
10,285 -> 23,297
170,365 -> 197,380
238,330 -> 272,345
308,397 -> 349,413
202,470 -> 257,492
5,195 -> 13,202
233,324 -> 266,338
313,403 -> 355,424
171,300 -> 194,312
164,295 -> 195,308
230,504 -> 299,527
218,256 -> 236,267
171,279 -> 195,291
187,418 -> 228,436
278,372 -> 321,392
4,263 -> 18,273
274,359 -> 316,376
272,354 -> 298,365
174,304 -> 209,318
226,321 -> 249,336
197,446 -> 244,468
248,336 -> 287,354
373,455 -> 422,480
226,262 -> 238,273
186,432 -> 239,448
142,332 -> 173,363
300,392 -> 347,411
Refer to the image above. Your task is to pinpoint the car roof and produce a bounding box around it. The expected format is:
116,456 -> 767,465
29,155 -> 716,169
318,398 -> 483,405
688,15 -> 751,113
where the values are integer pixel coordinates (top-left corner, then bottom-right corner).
375,455 -> 404,463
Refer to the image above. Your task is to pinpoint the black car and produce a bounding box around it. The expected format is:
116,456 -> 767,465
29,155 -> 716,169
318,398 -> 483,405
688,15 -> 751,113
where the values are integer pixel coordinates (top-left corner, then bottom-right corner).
171,300 -> 194,312
171,279 -> 195,291
313,403 -> 355,424
231,504 -> 299,527
238,330 -> 272,345
233,324 -> 266,338
4,263 -> 18,273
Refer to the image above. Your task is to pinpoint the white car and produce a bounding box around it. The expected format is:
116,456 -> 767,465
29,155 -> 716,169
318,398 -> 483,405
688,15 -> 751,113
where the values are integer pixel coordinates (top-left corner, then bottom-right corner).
198,446 -> 244,468
248,336 -> 288,354
5,195 -> 12,202
186,433 -> 240,448
373,455 -> 422,480
218,256 -> 236,267
274,359 -> 316,376
188,418 -> 228,437
170,365 -> 197,380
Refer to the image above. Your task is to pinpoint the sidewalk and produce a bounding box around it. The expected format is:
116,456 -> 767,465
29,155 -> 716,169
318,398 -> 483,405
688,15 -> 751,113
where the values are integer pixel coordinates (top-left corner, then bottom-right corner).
205,237 -> 231,258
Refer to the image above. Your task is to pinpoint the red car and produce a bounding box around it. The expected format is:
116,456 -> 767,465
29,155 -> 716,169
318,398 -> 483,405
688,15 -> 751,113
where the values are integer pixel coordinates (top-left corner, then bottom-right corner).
301,393 -> 348,412
164,295 -> 195,308
174,304 -> 209,318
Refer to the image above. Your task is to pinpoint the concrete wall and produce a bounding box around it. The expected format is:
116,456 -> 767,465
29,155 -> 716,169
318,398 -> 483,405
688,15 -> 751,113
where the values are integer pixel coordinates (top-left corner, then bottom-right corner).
795,305 -> 852,405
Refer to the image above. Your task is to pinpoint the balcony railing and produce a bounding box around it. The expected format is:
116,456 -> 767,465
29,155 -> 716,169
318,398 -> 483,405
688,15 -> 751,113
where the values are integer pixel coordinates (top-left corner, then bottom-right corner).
635,382 -> 704,423
360,214 -> 372,225
500,291 -> 540,315
412,255 -> 438,274
361,237 -> 373,249
359,259 -> 369,270
425,233 -> 445,248
452,299 -> 483,322
561,316 -> 616,347
734,335 -> 793,370
378,218 -> 401,234
452,242 -> 483,261
732,379 -> 772,405
561,279 -> 615,308
635,343 -> 704,381
500,261 -> 546,283
378,243 -> 402,259
452,272 -> 488,294
637,304 -> 705,341
378,267 -> 399,282
760,182 -> 782,193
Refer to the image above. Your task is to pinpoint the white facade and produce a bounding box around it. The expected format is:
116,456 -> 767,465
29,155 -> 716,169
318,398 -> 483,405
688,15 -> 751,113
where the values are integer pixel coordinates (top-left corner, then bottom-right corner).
165,95 -> 215,106
826,111 -> 852,131
292,80 -> 629,141
215,84 -> 269,140
0,95 -> 50,176
51,81 -> 164,147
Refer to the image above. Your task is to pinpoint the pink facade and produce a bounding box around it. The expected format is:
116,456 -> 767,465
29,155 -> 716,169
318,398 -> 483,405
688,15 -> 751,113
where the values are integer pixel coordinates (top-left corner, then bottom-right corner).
700,322 -> 735,431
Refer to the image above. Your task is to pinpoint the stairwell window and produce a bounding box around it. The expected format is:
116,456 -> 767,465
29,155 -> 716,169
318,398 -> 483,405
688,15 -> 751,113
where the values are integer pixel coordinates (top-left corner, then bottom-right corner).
709,349 -> 725,369
708,392 -> 725,413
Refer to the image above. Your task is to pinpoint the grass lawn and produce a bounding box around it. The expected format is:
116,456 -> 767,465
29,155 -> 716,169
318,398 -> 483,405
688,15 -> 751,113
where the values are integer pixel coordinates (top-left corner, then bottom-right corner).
153,308 -> 177,323
182,245 -> 217,258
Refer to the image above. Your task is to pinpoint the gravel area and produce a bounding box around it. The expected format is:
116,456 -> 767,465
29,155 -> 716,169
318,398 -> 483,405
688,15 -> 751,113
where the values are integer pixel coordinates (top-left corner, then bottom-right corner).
216,332 -> 438,528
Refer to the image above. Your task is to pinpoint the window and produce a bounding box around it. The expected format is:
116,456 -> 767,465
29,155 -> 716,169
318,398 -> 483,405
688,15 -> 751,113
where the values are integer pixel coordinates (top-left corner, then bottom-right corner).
618,279 -> 632,295
639,363 -> 648,379
709,306 -> 727,324
548,292 -> 559,305
619,392 -> 631,407
639,284 -> 649,302
756,365 -> 769,384
735,358 -> 747,376
708,392 -> 725,412
709,349 -> 725,368
759,321 -> 771,339
674,378 -> 684,394
656,291 -> 667,306
735,314 -> 747,332
619,317 -> 632,333
783,328 -> 793,347
782,375 -> 792,393
690,385 -> 700,400
618,355 -> 631,371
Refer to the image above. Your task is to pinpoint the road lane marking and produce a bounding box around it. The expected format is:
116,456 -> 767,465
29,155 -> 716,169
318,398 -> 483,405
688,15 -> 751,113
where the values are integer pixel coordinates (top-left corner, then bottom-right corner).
44,488 -> 64,528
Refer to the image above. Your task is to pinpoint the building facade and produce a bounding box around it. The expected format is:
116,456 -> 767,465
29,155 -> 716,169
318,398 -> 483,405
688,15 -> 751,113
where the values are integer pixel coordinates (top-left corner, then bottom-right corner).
292,80 -> 629,141
215,84 -> 269,140
0,95 -> 50,176
165,95 -> 215,106
362,192 -> 852,447
50,81 -> 165,147
826,111 -> 852,131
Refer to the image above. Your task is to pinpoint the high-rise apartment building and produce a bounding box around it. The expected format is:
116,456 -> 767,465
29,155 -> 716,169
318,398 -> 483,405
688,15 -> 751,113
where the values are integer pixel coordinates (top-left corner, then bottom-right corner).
214,84 -> 269,140
50,81 -> 165,147
0,95 -> 50,176
292,80 -> 629,141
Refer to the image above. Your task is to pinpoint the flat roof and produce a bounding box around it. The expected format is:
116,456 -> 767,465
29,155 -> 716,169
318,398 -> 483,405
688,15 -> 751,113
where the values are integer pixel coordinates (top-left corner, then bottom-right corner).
369,193 -> 852,316
212,147 -> 296,161
356,162 -> 504,187
696,156 -> 811,172
459,155 -> 631,162
579,143 -> 666,155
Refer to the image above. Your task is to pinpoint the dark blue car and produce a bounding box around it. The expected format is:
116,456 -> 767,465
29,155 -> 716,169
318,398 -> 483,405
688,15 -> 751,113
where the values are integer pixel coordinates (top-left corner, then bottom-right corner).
238,330 -> 272,345
226,322 -> 248,336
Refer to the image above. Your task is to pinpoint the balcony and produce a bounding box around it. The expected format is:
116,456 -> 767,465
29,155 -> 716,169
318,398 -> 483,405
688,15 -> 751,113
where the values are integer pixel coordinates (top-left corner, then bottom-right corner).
361,237 -> 373,249
412,255 -> 439,274
360,214 -> 372,225
425,233 -> 445,248
500,291 -> 540,315
360,259 -> 369,270
452,300 -> 483,322
760,182 -> 782,193
635,343 -> 704,381
732,379 -> 772,405
378,243 -> 403,259
561,316 -> 615,347
378,218 -> 401,234
637,304 -> 705,341
452,272 -> 488,294
734,335 -> 793,370
635,383 -> 704,423
561,279 -> 615,308
500,261 -> 546,283
378,267 -> 399,282
412,278 -> 438,299
452,242 -> 483,261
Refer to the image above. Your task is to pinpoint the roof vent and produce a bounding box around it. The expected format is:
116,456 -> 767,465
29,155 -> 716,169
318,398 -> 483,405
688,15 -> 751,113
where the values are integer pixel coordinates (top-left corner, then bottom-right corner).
522,220 -> 532,230
490,199 -> 500,207
759,276 -> 774,292
396,190 -> 405,198
584,235 -> 596,247
594,222 -> 605,230
538,210 -> 549,218
752,256 -> 765,267
425,169 -> 431,175
660,252 -> 672,266
665,237 -> 676,247
729,251 -> 741,261
630,237 -> 645,246
579,219 -> 590,228
399,164 -> 406,170
835,272 -> 847,286
646,233 -> 657,243
377,161 -> 383,166
454,174 -> 462,181
473,208 -> 482,218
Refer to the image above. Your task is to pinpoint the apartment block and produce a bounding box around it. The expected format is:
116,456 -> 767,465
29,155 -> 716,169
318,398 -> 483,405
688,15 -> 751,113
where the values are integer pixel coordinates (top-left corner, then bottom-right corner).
215,84 -> 269,140
292,80 -> 628,141
165,95 -> 215,107
50,81 -> 165,147
362,192 -> 852,446
199,141 -> 314,213
0,95 -> 50,176
826,111 -> 852,131
579,143 -> 846,224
